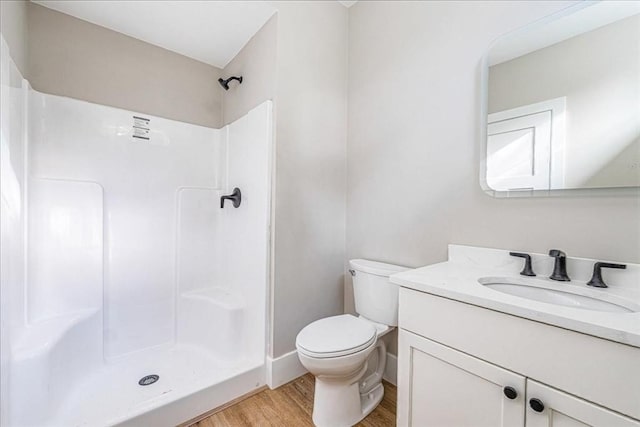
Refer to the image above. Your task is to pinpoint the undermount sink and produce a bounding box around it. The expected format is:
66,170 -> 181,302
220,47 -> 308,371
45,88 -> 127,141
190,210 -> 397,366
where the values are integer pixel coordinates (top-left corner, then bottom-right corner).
478,277 -> 640,313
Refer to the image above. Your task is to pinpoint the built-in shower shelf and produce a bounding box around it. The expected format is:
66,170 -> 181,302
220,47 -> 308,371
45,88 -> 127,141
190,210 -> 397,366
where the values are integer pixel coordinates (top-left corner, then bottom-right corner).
12,308 -> 100,359
178,287 -> 246,360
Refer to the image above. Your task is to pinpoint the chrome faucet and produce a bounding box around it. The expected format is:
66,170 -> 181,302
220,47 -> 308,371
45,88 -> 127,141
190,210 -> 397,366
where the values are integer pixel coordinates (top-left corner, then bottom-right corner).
549,249 -> 570,281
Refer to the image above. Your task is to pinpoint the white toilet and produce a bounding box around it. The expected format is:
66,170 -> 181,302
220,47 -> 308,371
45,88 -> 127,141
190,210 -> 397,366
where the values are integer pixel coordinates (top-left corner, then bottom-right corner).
296,259 -> 409,427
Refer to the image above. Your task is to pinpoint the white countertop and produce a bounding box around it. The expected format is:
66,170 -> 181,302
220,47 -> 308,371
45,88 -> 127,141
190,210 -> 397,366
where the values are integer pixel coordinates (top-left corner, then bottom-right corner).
391,245 -> 640,348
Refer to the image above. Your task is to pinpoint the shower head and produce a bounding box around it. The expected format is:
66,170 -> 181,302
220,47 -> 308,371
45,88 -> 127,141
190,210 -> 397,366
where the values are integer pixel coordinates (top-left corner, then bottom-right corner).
218,76 -> 243,91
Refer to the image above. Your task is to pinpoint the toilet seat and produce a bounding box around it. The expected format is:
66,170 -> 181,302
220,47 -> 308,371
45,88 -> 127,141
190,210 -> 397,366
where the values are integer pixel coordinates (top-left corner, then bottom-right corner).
296,314 -> 377,358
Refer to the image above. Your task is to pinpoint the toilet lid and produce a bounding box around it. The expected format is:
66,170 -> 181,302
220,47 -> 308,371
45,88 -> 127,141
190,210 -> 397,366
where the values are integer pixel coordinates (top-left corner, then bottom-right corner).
296,314 -> 376,358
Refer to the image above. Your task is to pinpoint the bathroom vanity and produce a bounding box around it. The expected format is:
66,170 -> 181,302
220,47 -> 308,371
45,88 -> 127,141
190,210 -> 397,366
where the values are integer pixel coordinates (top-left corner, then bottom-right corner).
392,245 -> 640,427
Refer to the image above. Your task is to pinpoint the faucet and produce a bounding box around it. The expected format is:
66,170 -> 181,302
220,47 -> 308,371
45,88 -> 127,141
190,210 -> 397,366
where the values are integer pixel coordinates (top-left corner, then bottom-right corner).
548,249 -> 570,281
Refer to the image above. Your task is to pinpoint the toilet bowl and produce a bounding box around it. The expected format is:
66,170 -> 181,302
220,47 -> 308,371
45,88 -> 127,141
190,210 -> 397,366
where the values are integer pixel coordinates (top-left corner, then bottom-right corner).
296,259 -> 409,427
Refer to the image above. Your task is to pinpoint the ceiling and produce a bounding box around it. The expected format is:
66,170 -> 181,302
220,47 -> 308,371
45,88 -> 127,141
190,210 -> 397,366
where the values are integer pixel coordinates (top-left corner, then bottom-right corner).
489,1 -> 640,66
33,1 -> 278,69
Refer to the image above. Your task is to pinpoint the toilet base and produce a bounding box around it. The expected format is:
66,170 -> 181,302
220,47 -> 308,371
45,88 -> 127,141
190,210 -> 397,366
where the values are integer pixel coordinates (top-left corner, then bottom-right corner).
360,383 -> 384,419
310,340 -> 387,427
312,376 -> 384,427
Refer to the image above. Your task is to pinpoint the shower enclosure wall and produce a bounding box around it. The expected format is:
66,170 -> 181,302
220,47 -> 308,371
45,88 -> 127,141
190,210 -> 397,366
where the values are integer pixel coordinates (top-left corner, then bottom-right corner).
1,41 -> 273,426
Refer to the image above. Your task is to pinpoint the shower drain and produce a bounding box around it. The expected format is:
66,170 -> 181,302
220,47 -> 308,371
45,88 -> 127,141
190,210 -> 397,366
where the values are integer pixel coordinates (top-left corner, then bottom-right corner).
138,374 -> 159,386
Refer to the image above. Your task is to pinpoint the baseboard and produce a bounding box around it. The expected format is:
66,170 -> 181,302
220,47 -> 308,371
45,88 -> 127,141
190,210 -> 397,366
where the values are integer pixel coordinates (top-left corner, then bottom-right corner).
384,352 -> 397,386
266,350 -> 307,389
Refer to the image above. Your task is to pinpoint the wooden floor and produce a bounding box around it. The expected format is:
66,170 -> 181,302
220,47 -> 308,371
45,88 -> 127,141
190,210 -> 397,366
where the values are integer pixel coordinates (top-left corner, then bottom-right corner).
193,373 -> 396,427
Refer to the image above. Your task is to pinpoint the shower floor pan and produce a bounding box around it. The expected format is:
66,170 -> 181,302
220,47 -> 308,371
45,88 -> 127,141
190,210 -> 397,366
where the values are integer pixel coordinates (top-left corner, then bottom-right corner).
51,343 -> 263,427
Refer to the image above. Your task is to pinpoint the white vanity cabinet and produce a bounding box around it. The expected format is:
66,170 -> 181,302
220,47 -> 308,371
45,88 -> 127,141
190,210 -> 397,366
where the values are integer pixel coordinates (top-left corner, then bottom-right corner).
397,288 -> 640,427
398,329 -> 526,426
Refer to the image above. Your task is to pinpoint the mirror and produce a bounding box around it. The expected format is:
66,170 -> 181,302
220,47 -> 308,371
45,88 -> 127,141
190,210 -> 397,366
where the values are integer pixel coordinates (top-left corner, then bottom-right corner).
481,2 -> 640,196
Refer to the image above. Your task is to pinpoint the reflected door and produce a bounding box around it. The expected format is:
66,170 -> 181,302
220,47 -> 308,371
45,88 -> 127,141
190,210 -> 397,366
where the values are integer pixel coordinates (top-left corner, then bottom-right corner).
486,97 -> 565,191
487,110 -> 551,191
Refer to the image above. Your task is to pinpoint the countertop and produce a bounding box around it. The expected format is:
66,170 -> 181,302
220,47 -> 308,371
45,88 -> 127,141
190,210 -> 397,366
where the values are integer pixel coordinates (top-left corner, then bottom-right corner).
391,245 -> 640,348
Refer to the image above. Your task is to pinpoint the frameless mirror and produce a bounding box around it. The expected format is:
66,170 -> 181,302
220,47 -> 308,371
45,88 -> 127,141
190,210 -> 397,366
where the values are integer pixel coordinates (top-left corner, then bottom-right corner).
481,2 -> 640,197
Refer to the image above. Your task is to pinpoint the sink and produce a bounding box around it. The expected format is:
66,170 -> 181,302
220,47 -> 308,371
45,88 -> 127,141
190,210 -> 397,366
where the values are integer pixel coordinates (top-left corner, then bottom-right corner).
478,277 -> 640,313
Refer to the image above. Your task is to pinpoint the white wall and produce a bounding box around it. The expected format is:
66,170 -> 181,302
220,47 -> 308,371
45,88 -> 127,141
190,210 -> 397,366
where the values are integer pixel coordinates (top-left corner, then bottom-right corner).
346,0 -> 640,354
489,14 -> 640,189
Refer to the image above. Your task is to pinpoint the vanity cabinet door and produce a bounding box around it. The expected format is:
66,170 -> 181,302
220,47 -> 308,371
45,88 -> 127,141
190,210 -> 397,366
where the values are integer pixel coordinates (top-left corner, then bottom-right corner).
397,329 -> 526,427
526,380 -> 640,427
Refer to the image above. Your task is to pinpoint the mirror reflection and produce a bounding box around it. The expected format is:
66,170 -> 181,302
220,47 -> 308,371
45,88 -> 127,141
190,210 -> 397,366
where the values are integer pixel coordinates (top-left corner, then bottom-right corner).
484,2 -> 640,193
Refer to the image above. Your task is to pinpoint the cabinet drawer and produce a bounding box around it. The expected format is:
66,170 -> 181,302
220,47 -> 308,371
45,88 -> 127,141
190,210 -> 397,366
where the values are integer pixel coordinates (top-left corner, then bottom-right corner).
399,287 -> 640,419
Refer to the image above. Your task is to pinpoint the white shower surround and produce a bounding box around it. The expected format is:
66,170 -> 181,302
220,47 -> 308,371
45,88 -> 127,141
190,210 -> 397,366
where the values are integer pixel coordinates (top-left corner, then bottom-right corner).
1,47 -> 273,425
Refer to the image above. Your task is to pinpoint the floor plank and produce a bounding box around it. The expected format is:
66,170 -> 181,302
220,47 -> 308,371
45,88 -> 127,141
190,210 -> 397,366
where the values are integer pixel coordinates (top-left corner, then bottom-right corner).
194,373 -> 396,427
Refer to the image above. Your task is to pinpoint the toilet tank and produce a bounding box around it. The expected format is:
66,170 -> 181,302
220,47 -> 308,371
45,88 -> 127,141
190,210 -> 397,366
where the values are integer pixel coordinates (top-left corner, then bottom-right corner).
349,259 -> 410,327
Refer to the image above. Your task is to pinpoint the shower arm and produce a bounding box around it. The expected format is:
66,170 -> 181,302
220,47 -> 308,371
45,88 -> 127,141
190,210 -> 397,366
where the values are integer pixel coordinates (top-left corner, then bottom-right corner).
218,76 -> 243,91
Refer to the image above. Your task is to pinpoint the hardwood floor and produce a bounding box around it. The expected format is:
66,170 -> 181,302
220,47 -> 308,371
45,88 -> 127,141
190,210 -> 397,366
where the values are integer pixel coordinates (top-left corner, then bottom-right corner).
193,374 -> 397,427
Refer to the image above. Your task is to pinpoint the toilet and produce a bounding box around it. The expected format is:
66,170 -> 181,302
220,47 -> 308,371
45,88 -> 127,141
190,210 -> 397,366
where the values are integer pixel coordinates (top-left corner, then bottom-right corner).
296,259 -> 409,427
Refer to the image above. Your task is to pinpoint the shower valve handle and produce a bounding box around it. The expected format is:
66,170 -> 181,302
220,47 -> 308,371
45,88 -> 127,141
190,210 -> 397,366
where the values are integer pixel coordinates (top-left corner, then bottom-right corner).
220,188 -> 242,208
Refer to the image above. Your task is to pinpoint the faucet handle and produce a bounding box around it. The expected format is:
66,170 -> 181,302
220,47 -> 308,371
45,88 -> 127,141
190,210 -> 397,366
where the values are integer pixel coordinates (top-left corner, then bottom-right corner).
509,252 -> 536,276
220,187 -> 242,208
548,249 -> 566,258
586,262 -> 626,288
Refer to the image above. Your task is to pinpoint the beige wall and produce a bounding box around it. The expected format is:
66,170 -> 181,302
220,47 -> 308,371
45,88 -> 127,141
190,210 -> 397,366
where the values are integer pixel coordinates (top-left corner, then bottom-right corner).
221,3 -> 348,358
272,1 -> 348,356
271,1 -> 348,357
222,15 -> 277,126
347,0 -> 640,354
27,2 -> 223,128
0,0 -> 28,75
489,15 -> 640,189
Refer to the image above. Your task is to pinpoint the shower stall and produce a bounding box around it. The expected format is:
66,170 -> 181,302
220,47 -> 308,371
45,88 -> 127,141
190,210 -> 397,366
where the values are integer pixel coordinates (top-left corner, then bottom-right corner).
1,40 -> 273,426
